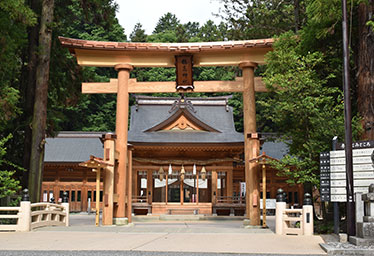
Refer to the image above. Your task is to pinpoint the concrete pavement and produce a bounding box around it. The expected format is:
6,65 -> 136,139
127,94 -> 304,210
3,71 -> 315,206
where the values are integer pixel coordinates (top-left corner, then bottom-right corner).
0,214 -> 326,255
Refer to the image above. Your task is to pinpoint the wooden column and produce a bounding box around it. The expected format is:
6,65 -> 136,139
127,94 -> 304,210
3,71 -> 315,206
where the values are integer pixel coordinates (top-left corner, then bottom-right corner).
102,133 -> 116,225
147,170 -> 152,204
95,168 -> 101,226
132,170 -> 137,198
53,170 -> 59,203
262,163 -> 266,228
113,64 -> 133,220
127,147 -> 133,223
240,61 -> 260,226
196,173 -> 199,204
165,174 -> 168,204
227,169 -> 233,203
212,170 -> 217,204
82,170 -> 88,211
180,179 -> 184,205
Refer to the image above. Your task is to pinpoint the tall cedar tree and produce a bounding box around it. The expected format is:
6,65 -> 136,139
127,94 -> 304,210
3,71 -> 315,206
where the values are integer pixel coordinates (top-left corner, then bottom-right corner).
357,1 -> 374,140
29,0 -> 54,202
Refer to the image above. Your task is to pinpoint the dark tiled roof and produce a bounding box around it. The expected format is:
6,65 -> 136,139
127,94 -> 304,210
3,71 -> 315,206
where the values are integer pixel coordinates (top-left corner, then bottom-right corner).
260,140 -> 289,160
44,132 -> 104,163
59,37 -> 273,53
43,101 -> 289,162
128,96 -> 243,144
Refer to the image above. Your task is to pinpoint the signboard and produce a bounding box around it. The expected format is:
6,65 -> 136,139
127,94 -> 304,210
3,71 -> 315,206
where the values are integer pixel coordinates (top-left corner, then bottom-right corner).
260,199 -> 276,210
320,152 -> 331,202
329,143 -> 374,202
240,182 -> 246,197
175,55 -> 194,90
337,140 -> 374,150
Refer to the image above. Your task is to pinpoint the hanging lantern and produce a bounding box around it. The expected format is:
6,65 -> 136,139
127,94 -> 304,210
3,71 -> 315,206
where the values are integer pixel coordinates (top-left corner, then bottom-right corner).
168,164 -> 173,175
201,166 -> 207,181
193,164 -> 197,175
158,166 -> 164,181
180,165 -> 185,181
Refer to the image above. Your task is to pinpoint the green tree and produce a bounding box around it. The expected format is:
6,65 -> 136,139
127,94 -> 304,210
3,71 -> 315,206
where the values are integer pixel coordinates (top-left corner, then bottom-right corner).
0,135 -> 22,199
298,0 -> 374,140
260,32 -> 360,186
220,0 -> 304,39
0,0 -> 36,196
153,12 -> 180,33
198,20 -> 220,41
47,0 -> 126,133
130,23 -> 147,42
29,0 -> 55,202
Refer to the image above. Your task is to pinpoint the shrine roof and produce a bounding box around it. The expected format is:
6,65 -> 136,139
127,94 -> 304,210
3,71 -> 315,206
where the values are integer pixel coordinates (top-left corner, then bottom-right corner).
128,95 -> 243,144
43,131 -> 289,162
59,37 -> 273,53
44,132 -> 104,163
260,139 -> 289,160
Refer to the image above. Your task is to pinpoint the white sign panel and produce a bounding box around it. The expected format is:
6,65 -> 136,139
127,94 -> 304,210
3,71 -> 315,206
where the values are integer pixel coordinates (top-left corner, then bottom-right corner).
260,199 -> 276,209
240,182 -> 246,197
329,147 -> 374,202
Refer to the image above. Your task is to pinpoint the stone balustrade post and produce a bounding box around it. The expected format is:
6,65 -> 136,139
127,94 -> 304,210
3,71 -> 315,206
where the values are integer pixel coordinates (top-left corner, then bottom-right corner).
18,189 -> 31,232
275,188 -> 286,235
355,192 -> 364,228
302,193 -> 313,236
61,191 -> 69,226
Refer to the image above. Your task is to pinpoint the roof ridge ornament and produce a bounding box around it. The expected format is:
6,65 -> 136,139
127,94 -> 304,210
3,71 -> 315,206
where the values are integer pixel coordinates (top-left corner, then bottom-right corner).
168,94 -> 196,113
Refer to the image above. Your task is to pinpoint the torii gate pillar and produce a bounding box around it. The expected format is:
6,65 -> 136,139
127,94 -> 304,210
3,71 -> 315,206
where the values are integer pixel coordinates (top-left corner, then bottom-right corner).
240,61 -> 261,226
113,64 -> 133,224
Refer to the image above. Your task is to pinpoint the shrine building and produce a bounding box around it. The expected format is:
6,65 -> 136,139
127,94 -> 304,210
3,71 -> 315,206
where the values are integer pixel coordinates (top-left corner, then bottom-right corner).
42,95 -> 303,216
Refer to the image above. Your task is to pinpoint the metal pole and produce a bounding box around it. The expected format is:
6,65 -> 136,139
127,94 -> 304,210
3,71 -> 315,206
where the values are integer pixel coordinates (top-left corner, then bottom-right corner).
341,0 -> 355,236
332,137 -> 340,234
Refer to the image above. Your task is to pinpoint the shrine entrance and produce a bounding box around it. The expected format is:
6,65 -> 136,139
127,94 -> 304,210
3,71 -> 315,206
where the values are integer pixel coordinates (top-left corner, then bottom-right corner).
60,37 -> 274,226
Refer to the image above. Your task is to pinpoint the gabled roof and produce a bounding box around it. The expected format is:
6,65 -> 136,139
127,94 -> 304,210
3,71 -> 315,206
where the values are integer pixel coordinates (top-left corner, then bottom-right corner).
145,107 -> 220,133
128,96 -> 243,144
44,132 -> 104,163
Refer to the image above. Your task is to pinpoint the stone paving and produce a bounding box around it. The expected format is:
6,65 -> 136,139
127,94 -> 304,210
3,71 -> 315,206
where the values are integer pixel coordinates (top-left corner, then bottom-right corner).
0,252 -> 326,256
0,214 -> 326,255
320,242 -> 374,256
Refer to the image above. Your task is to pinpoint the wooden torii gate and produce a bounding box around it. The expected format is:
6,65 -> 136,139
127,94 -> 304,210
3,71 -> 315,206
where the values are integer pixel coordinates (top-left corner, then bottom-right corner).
59,37 -> 274,226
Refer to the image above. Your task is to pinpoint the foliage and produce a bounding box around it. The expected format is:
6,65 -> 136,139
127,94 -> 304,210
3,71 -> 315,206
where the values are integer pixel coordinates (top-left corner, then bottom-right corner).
0,0 -> 35,129
0,135 -> 22,198
260,32 -> 360,186
0,0 -> 34,195
314,219 -> 334,234
130,23 -> 147,42
46,0 -> 126,132
153,12 -> 180,33
219,0 -> 305,39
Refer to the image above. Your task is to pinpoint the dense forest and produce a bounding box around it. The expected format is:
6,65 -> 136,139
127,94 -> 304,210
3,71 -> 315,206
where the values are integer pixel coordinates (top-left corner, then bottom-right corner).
0,0 -> 373,206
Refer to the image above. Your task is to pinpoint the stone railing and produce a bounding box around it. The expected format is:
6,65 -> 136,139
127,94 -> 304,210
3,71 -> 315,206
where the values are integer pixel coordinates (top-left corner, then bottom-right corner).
0,189 -> 69,232
275,189 -> 313,236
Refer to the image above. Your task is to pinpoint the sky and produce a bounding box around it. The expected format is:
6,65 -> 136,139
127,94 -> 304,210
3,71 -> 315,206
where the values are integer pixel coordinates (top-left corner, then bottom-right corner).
115,0 -> 223,38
